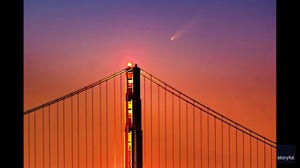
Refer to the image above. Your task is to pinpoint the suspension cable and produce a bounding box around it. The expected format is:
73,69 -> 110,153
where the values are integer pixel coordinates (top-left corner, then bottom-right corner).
24,68 -> 128,115
140,69 -> 276,146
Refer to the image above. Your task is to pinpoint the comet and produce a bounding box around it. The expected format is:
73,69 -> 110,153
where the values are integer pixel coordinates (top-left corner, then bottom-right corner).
170,29 -> 184,41
170,15 -> 200,41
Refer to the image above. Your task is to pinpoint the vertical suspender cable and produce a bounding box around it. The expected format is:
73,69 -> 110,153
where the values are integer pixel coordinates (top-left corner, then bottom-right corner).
229,125 -> 230,168
71,96 -> 73,168
221,117 -> 223,168
164,84 -> 167,168
63,99 -> 65,168
193,101 -> 195,168
264,139 -> 266,168
57,102 -> 59,168
200,108 -> 202,168
77,94 -> 80,168
172,94 -> 174,168
243,132 -> 244,168
207,112 -> 209,168
49,106 -> 51,168
34,109 -> 36,168
143,76 -> 146,167
214,116 -> 216,168
99,84 -> 102,166
43,108 -> 45,168
28,113 -> 30,168
186,101 -> 188,168
85,90 -> 88,168
236,124 -> 238,168
158,85 -> 160,167
257,138 -> 259,168
113,78 -> 116,168
250,132 -> 252,168
150,75 -> 153,168
121,76 -> 123,166
92,87 -> 94,168
271,146 -> 272,168
179,94 -> 181,167
106,81 -> 108,167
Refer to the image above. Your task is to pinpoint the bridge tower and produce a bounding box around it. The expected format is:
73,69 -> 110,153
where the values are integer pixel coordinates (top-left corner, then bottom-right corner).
125,63 -> 143,168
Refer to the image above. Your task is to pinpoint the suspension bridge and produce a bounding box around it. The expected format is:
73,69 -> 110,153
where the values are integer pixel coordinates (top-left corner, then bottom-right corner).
24,63 -> 276,168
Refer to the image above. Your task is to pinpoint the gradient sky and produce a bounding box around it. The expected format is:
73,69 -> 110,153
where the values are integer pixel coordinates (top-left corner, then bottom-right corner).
24,0 -> 276,141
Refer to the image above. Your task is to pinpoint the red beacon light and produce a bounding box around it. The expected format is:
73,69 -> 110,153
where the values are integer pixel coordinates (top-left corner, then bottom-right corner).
127,62 -> 133,68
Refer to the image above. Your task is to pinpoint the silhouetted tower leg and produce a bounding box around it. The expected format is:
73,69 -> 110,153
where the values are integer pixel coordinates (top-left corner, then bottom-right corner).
132,65 -> 143,168
125,64 -> 143,168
